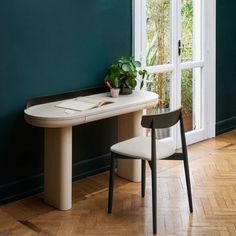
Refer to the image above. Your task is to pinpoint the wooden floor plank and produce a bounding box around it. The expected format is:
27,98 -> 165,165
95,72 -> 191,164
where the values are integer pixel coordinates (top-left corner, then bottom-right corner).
1,130 -> 236,235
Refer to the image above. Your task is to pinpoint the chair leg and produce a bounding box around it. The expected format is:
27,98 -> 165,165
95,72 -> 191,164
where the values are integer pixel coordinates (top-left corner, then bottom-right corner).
151,161 -> 157,234
180,113 -> 193,213
141,160 -> 146,197
108,152 -> 116,214
183,154 -> 193,213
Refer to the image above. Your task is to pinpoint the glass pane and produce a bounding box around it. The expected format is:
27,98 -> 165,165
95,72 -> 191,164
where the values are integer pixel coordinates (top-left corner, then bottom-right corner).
181,68 -> 202,132
181,0 -> 202,62
147,72 -> 172,139
146,0 -> 171,66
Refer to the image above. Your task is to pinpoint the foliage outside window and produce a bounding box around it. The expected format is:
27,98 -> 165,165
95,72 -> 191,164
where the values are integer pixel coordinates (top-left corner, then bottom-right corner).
146,0 -> 193,116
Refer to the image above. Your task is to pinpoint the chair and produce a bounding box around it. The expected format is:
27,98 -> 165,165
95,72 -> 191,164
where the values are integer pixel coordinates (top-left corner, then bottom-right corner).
108,108 -> 193,234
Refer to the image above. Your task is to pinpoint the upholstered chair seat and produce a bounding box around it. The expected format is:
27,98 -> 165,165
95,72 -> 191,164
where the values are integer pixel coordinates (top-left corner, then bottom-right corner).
111,136 -> 175,160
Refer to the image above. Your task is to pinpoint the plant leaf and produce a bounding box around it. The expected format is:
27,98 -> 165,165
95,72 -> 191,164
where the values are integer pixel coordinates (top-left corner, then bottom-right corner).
134,61 -> 141,67
113,77 -> 121,88
122,63 -> 130,72
125,79 -> 137,89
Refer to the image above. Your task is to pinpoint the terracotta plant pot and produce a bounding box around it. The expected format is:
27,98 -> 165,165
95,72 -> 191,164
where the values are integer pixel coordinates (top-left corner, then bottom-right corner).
183,114 -> 193,132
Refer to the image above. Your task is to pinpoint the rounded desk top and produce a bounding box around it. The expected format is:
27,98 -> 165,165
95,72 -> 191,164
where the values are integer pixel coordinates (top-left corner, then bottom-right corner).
24,90 -> 158,128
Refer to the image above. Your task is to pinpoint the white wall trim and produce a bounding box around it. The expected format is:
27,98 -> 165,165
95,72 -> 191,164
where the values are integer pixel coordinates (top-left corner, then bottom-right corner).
205,0 -> 216,138
132,0 -> 142,62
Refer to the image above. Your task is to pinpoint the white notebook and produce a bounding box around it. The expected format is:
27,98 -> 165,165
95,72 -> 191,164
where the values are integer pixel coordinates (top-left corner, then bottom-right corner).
56,97 -> 112,111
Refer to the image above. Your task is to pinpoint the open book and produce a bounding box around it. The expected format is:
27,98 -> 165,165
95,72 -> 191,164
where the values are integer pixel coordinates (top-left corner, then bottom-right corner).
56,97 -> 113,111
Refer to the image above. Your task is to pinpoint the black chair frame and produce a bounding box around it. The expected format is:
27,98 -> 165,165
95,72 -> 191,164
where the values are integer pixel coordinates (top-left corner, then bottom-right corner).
108,108 -> 193,235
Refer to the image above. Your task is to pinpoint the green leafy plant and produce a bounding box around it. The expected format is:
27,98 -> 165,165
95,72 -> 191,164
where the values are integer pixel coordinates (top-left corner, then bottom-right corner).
104,56 -> 148,90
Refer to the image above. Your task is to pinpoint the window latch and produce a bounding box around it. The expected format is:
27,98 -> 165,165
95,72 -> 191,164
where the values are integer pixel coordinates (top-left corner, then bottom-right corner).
178,40 -> 181,56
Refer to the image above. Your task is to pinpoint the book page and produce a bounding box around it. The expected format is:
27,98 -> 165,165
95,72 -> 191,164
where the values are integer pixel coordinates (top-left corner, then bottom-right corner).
56,97 -> 113,111
76,97 -> 103,106
56,99 -> 97,111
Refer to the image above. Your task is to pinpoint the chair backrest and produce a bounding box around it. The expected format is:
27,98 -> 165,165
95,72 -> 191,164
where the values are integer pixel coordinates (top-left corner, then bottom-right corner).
141,108 -> 182,129
141,108 -> 187,162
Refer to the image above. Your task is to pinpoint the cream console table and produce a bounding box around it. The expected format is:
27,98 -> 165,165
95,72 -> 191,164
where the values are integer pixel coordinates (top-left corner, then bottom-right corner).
24,90 -> 158,210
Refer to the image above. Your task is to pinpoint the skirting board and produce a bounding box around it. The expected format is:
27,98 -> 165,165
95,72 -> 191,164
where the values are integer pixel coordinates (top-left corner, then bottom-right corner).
216,116 -> 236,135
0,153 -> 110,204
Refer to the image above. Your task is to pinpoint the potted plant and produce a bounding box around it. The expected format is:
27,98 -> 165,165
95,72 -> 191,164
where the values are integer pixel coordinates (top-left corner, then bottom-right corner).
105,80 -> 120,98
104,56 -> 148,95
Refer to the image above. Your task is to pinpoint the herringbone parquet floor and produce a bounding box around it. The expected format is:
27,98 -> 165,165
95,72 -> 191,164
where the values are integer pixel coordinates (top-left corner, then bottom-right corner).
1,130 -> 236,235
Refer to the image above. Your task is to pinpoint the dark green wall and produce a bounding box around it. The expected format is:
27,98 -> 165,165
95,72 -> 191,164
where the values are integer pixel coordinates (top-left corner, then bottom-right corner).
0,0 -> 132,202
216,0 -> 236,134
1,0 -> 234,203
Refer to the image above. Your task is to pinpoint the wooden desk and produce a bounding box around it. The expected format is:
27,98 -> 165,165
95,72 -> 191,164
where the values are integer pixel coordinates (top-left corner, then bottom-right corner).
24,90 -> 158,210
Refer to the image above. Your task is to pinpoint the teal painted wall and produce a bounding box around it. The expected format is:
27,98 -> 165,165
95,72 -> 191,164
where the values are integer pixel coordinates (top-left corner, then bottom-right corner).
0,0 -> 132,202
2,0 -> 234,203
216,0 -> 236,134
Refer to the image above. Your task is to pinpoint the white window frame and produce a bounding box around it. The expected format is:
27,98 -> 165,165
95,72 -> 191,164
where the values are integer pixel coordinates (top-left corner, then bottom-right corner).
132,0 -> 216,141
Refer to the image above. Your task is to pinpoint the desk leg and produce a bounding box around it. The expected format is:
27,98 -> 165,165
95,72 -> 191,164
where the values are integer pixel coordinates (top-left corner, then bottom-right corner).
44,127 -> 72,210
117,110 -> 143,182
